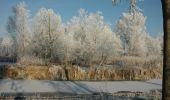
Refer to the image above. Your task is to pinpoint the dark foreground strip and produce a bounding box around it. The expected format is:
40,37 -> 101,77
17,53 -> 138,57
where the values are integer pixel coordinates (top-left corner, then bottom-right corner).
0,92 -> 161,100
0,57 -> 16,62
0,93 -> 130,100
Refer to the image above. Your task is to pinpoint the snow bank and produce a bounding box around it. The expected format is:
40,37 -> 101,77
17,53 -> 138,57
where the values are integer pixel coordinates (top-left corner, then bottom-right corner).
0,79 -> 162,94
146,79 -> 162,85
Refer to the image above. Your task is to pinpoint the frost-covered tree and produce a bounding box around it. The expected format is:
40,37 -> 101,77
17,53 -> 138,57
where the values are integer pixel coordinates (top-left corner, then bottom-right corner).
33,8 -> 64,62
63,32 -> 76,63
114,0 -> 163,57
6,2 -> 31,60
68,9 -> 122,65
145,33 -> 163,57
116,10 -> 147,56
112,32 -> 123,55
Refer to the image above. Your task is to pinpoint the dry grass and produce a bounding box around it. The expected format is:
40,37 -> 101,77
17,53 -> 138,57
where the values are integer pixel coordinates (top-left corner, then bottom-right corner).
4,56 -> 163,80
24,65 -> 51,80
87,65 -> 162,80
67,65 -> 86,80
4,65 -> 52,80
48,65 -> 67,80
4,64 -> 162,80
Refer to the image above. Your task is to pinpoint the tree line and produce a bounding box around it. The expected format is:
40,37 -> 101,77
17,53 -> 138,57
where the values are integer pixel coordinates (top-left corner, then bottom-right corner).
1,2 -> 162,65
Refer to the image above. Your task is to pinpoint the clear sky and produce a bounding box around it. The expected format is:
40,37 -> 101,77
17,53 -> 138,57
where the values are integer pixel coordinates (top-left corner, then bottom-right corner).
0,0 -> 163,37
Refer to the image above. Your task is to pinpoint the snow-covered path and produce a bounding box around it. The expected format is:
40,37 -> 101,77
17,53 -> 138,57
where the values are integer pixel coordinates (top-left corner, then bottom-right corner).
0,79 -> 162,94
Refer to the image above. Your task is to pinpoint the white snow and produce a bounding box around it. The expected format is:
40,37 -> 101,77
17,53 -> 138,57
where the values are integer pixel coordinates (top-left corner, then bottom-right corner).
146,79 -> 162,85
0,79 -> 162,94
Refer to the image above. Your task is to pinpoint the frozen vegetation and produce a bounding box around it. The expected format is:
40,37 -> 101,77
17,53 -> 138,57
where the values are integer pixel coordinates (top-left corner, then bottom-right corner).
4,64 -> 162,80
0,0 -> 163,99
0,1 -> 163,81
0,2 -> 162,65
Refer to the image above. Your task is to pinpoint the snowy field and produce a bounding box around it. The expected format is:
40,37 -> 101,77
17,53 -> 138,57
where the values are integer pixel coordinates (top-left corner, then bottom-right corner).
0,79 -> 162,94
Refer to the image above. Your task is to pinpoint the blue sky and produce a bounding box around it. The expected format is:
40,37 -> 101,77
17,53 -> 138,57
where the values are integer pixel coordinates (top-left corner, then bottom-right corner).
0,0 -> 163,37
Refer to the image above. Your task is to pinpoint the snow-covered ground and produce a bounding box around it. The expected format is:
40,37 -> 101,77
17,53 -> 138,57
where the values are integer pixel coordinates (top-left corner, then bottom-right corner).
0,79 -> 162,94
146,79 -> 162,85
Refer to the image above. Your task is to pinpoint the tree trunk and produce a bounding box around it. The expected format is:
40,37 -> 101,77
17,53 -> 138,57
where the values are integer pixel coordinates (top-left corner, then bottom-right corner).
161,0 -> 170,99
